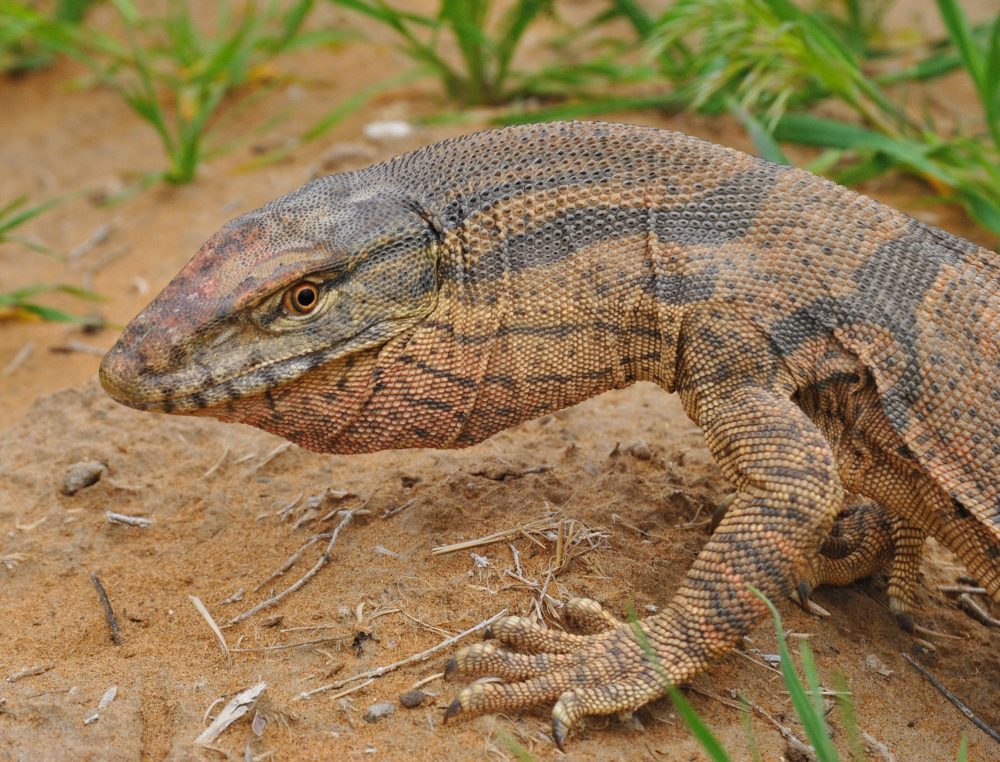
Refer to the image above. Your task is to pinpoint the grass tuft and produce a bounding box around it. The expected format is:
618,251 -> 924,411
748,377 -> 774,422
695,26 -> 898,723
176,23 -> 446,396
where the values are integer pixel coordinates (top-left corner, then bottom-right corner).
328,0 -> 549,105
0,195 -> 104,324
23,0 -> 347,184
0,0 -> 97,73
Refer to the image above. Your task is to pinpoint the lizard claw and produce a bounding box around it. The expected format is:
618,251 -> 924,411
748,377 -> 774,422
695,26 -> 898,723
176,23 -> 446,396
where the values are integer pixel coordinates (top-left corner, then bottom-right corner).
443,698 -> 462,723
444,654 -> 460,679
894,610 -> 915,633
552,714 -> 570,751
794,580 -> 831,617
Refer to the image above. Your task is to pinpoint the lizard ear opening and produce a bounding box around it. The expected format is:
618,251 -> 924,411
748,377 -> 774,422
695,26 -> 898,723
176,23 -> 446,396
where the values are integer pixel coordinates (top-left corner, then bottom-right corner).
405,197 -> 446,242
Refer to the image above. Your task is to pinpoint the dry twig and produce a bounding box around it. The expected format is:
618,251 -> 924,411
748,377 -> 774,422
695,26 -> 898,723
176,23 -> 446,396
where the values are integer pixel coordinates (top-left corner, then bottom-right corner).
105,511 -> 154,528
251,533 -> 328,594
49,341 -> 106,356
2,342 -> 35,376
325,678 -> 374,702
6,663 -> 54,683
91,573 -> 121,646
292,609 -> 507,701
194,682 -> 267,746
957,593 -> 999,628
202,447 -> 230,479
189,595 -> 231,668
232,635 -> 348,653
231,511 -> 355,624
721,689 -> 815,760
938,584 -> 987,596
381,498 -> 416,519
902,652 -> 1000,743
83,685 -> 118,725
861,730 -> 897,762
68,222 -> 113,261
249,443 -> 292,474
432,514 -> 561,555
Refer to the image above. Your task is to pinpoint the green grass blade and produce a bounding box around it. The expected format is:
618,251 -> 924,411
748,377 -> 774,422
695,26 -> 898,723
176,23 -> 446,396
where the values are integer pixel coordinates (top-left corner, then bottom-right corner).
773,113 -> 961,187
272,0 -> 316,51
935,0 -> 999,148
608,0 -> 656,39
958,188 -> 1000,237
52,284 -> 104,301
303,68 -> 422,142
0,195 -> 64,236
441,0 -> 489,102
5,302 -> 91,323
833,673 -> 864,762
108,0 -> 139,24
726,97 -> 789,165
738,694 -> 762,762
53,0 -> 98,24
751,587 -> 839,762
495,728 -> 537,761
622,606 -> 730,761
985,14 -> 1000,147
2,234 -> 64,259
494,0 -> 551,90
667,685 -> 732,762
0,283 -> 99,302
498,92 -> 688,124
935,0 -> 985,89
797,639 -> 826,721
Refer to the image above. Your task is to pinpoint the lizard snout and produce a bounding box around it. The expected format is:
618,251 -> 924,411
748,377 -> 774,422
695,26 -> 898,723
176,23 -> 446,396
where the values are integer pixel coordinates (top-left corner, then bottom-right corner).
99,311 -> 196,411
99,336 -> 155,410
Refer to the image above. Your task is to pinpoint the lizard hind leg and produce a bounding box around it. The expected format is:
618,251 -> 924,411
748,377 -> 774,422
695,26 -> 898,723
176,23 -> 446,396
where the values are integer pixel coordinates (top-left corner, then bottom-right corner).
792,501 -> 926,630
445,384 -> 845,747
795,498 -> 895,616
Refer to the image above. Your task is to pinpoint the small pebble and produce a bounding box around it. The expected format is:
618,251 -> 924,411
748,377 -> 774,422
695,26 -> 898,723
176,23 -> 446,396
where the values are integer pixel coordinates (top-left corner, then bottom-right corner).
62,461 -> 108,495
363,701 -> 396,723
864,653 -> 893,677
399,690 -> 428,708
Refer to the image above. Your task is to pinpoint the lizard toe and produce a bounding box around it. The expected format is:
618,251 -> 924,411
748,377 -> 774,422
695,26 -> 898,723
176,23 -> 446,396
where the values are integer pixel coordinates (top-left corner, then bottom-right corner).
563,597 -> 622,634
486,614 -> 609,654
446,640 -> 582,681
552,678 -> 665,748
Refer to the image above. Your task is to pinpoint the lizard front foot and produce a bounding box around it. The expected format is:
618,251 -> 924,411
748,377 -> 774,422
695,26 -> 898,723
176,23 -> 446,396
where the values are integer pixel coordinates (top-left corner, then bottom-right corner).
444,598 -> 667,749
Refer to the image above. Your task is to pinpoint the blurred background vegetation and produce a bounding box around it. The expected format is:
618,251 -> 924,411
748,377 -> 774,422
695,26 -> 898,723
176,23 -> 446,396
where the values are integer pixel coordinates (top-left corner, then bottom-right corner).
1,0 -> 998,315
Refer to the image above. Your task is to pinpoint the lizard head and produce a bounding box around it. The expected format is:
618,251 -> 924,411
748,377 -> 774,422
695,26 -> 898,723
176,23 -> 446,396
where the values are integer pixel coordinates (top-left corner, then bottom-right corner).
100,172 -> 441,426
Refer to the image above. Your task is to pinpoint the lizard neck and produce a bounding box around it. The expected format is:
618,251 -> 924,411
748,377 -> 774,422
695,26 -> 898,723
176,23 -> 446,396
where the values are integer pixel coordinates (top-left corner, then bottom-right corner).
411,216 -> 682,449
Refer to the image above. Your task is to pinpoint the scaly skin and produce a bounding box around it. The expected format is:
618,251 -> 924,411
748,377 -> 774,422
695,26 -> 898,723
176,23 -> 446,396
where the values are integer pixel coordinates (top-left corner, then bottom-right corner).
100,121 -> 1000,746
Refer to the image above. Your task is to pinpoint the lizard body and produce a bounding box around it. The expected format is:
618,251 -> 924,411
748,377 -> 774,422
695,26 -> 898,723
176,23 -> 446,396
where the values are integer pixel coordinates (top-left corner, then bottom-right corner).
100,121 -> 999,744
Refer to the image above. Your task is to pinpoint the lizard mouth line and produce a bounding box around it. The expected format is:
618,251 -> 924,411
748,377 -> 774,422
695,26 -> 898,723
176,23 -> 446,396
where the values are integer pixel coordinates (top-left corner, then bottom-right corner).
103,317 -> 417,414
103,342 -> 344,414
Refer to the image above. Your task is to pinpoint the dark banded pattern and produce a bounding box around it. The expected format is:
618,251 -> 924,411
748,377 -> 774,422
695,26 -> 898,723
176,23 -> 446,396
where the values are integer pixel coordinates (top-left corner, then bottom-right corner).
100,121 -> 998,743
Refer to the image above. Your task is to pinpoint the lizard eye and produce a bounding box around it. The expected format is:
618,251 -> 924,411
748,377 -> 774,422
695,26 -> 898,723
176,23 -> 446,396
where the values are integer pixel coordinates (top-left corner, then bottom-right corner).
282,281 -> 320,315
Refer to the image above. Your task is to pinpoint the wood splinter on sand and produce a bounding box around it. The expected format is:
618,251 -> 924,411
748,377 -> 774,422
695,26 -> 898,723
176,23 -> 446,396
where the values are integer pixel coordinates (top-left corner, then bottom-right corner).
90,573 -> 121,646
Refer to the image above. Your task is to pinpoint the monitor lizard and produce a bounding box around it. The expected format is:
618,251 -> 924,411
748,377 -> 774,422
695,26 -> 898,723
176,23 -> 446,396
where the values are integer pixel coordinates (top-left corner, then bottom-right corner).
99,121 -> 999,747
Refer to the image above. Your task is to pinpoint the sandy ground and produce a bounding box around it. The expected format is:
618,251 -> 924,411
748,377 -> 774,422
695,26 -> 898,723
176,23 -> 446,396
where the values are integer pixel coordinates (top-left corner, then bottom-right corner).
1,2 -> 998,760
